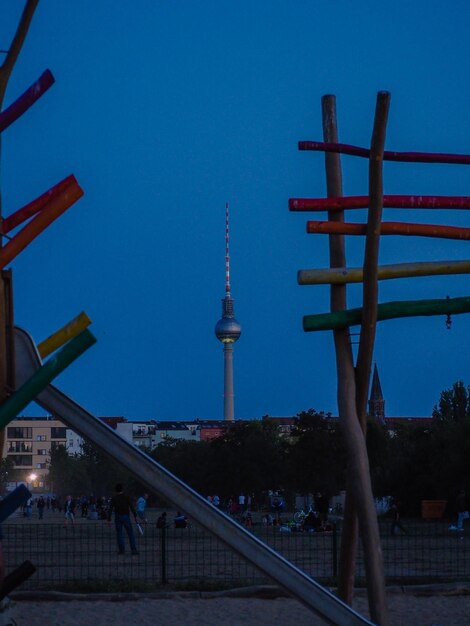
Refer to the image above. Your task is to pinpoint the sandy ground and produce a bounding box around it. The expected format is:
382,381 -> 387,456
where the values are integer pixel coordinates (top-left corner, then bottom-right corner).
5,590 -> 470,626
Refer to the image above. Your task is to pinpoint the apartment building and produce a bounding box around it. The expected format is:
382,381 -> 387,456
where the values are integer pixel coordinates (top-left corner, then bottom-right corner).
3,416 -> 68,491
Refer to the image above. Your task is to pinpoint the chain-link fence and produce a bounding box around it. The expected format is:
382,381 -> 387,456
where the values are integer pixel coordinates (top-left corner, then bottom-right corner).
3,518 -> 469,590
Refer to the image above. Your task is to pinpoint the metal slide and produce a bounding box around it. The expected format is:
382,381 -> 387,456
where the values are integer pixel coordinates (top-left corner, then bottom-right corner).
14,326 -> 374,626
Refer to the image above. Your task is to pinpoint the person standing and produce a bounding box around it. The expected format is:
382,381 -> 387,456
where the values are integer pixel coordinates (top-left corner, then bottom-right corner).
449,489 -> 469,531
37,496 -> 45,520
24,497 -> 33,519
456,490 -> 469,531
156,512 -> 167,528
135,493 -> 149,527
64,495 -> 75,526
390,499 -> 407,536
108,484 -> 139,555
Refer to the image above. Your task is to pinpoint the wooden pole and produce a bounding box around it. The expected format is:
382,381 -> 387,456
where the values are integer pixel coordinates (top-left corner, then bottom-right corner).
304,295 -> 470,331
0,330 -> 96,428
353,91 -> 390,624
37,311 -> 92,359
0,69 -> 54,133
298,140 -> 470,164
306,220 -> 470,240
0,0 -> 39,463
321,95 -> 359,609
2,175 -> 77,234
298,260 -> 470,285
0,178 -> 83,270
290,195 -> 470,211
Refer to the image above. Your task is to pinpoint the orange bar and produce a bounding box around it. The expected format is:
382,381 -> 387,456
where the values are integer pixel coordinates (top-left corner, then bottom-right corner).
306,220 -> 470,240
0,180 -> 84,269
2,175 -> 77,234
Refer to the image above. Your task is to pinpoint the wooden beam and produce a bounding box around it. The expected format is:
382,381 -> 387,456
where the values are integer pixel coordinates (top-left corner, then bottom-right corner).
298,141 -> 470,165
38,311 -> 92,359
2,175 -> 76,234
0,178 -> 83,269
303,296 -> 470,331
298,260 -> 470,285
306,220 -> 470,240
0,329 -> 96,428
290,195 -> 470,211
0,70 -> 54,133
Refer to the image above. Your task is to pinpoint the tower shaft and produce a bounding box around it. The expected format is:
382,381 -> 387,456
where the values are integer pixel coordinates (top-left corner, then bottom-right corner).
223,343 -> 235,421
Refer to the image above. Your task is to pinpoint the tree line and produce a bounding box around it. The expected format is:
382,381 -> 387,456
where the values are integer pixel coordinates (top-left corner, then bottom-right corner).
45,381 -> 469,516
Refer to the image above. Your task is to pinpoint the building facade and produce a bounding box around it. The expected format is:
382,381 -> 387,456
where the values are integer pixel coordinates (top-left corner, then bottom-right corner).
3,416 -> 68,491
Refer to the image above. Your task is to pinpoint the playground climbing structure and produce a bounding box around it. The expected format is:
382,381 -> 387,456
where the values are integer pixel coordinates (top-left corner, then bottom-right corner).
289,92 -> 469,624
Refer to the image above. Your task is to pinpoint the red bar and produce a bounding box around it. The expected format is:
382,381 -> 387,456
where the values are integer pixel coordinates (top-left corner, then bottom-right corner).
289,195 -> 470,211
0,70 -> 55,133
298,141 -> 470,165
0,180 -> 84,270
306,220 -> 470,240
2,175 -> 76,234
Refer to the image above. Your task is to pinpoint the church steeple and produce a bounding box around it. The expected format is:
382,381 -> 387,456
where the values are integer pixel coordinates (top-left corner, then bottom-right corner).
368,363 -> 385,425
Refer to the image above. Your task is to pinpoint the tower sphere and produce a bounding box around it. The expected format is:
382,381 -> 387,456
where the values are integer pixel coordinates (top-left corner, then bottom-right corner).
215,315 -> 242,344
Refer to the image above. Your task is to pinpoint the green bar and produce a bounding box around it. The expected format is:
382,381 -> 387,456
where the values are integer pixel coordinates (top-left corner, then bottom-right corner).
0,329 -> 96,428
303,296 -> 470,332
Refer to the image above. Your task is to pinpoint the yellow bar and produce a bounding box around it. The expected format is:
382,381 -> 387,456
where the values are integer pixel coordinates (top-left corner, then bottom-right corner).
37,311 -> 92,359
298,259 -> 470,285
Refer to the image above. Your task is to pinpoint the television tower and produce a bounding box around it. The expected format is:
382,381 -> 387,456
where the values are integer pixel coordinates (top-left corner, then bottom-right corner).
214,203 -> 241,421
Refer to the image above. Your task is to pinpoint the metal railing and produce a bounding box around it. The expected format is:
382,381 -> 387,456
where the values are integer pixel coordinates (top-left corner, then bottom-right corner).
2,519 -> 469,590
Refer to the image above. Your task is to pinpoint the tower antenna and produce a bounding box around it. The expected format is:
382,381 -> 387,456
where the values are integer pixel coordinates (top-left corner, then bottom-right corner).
225,202 -> 231,295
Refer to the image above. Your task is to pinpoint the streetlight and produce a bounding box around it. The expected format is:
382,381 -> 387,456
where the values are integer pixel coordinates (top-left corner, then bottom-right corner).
28,473 -> 37,492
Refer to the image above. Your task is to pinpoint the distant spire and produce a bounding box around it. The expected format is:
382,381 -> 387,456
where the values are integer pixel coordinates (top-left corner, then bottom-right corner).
225,202 -> 231,295
368,362 -> 385,424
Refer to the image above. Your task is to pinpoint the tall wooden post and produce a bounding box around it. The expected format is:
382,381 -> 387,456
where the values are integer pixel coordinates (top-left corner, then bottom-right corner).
321,96 -> 359,606
0,0 -> 39,460
322,95 -> 389,624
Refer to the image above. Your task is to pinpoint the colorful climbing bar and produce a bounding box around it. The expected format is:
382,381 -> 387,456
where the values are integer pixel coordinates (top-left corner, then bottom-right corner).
303,296 -> 470,332
38,311 -> 92,359
298,260 -> 470,285
298,141 -> 470,165
305,220 -> 470,240
289,195 -> 470,211
0,177 -> 83,269
0,70 -> 54,133
2,175 -> 77,234
0,329 -> 96,429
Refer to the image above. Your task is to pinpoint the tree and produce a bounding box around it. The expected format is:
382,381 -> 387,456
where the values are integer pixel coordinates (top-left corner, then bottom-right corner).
48,443 -> 79,495
286,409 -> 346,497
210,420 -> 287,499
432,381 -> 470,422
0,457 -> 13,494
152,438 -> 213,497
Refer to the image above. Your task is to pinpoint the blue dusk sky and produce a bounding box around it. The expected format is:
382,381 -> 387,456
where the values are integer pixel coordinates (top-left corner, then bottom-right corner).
1,1 -> 468,421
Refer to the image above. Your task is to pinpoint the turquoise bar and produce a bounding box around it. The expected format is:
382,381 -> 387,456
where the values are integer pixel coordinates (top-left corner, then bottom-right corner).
0,329 -> 96,428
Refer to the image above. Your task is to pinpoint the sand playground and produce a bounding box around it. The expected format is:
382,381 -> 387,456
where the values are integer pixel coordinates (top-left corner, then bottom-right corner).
5,584 -> 470,626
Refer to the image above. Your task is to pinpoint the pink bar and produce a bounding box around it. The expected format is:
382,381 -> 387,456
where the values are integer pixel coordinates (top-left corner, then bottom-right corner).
298,141 -> 470,165
0,70 -> 55,133
289,195 -> 470,211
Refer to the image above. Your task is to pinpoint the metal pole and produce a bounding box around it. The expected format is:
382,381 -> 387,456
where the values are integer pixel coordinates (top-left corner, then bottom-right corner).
161,526 -> 167,585
332,522 -> 338,579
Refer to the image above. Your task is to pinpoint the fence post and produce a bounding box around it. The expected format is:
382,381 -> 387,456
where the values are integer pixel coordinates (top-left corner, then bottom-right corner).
160,526 -> 167,585
332,522 -> 338,579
